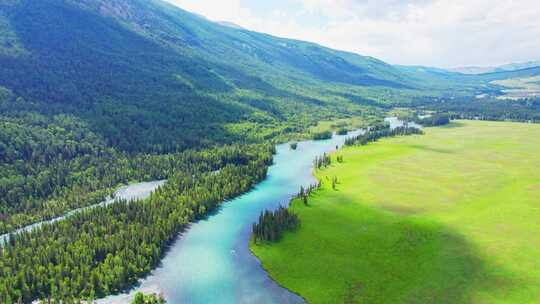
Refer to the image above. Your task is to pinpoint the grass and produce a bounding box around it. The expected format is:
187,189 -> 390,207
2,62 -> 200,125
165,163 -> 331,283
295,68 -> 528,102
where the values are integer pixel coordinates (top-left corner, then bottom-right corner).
251,120 -> 540,304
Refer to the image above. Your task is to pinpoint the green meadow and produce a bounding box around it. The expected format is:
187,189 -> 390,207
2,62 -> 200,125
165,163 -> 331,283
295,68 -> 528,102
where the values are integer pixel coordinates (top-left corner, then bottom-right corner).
251,120 -> 540,304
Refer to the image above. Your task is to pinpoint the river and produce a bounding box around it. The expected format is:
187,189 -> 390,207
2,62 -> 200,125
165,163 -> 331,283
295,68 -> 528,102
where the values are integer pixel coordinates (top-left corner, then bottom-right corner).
0,180 -> 166,245
98,129 -> 365,304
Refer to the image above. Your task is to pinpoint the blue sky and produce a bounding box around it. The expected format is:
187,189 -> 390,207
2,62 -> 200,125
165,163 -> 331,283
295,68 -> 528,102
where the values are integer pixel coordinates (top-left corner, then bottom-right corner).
165,0 -> 540,68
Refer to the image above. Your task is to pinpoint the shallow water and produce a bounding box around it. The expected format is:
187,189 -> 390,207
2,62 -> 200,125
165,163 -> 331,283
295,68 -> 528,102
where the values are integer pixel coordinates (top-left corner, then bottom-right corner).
99,130 -> 363,304
0,180 -> 166,245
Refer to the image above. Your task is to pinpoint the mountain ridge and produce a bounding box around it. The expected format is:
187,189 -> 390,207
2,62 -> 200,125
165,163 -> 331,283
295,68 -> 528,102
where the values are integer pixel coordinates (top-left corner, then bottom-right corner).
449,60 -> 540,75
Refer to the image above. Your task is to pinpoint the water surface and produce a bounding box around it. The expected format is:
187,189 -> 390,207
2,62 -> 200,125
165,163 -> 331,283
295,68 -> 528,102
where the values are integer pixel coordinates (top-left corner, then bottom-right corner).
100,130 -> 363,304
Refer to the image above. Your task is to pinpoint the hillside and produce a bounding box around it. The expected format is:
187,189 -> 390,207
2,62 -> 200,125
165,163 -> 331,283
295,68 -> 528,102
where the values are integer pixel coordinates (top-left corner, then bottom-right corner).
0,0 -> 430,154
0,0 -> 418,238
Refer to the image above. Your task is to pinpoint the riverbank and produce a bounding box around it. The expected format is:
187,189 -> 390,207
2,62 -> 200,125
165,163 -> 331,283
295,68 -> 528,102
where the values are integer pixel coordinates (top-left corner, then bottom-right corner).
251,120 -> 540,303
0,180 -> 166,245
98,129 -> 365,304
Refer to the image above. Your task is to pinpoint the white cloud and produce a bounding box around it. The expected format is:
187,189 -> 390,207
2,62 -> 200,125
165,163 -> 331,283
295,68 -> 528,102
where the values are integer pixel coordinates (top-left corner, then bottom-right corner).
165,0 -> 540,68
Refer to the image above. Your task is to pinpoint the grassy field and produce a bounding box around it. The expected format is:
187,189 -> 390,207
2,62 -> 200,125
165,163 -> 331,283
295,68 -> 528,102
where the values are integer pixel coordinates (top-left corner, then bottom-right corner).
251,120 -> 540,304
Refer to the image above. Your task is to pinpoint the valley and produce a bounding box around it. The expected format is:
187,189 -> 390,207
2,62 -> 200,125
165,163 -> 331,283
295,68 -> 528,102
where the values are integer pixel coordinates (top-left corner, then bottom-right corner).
0,0 -> 539,303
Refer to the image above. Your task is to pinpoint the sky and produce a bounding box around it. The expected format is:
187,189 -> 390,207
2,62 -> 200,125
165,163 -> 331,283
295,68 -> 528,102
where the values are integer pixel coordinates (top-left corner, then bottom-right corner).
164,0 -> 540,68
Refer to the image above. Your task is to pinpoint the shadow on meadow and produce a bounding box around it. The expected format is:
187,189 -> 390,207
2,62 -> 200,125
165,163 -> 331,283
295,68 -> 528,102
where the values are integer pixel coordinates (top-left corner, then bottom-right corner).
299,190 -> 523,304
406,144 -> 456,154
439,121 -> 466,129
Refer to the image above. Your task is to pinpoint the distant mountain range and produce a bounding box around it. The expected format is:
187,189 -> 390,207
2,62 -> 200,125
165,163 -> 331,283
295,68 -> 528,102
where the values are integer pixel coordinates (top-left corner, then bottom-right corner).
449,61 -> 540,75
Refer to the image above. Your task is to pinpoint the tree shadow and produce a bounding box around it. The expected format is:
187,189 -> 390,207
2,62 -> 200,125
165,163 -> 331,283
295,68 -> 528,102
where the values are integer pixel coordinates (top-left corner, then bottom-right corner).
407,144 -> 455,154
439,121 -> 466,129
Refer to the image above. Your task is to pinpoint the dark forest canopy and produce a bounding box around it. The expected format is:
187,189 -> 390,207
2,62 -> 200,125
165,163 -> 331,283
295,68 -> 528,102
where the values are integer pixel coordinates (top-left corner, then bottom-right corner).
415,114 -> 451,127
412,96 -> 540,123
0,111 -> 276,234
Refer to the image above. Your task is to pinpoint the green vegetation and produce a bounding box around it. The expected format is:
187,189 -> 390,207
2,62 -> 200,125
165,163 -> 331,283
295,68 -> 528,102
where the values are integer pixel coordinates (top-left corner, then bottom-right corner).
414,113 -> 451,126
312,130 -> 333,140
313,153 -> 333,169
252,120 -> 540,304
252,206 -> 300,243
0,0 -> 537,235
0,144 -> 272,303
132,292 -> 165,304
1,0 -> 540,303
307,117 -> 375,135
337,128 -> 348,135
0,112 -> 276,234
344,125 -> 423,146
0,0 -> 400,156
414,95 -> 540,122
0,0 -> 387,237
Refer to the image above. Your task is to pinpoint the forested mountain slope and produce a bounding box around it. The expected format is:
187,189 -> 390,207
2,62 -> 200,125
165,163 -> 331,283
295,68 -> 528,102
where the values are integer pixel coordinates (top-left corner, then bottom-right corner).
0,0 -> 404,235
1,0 -> 537,154
0,0 -> 421,153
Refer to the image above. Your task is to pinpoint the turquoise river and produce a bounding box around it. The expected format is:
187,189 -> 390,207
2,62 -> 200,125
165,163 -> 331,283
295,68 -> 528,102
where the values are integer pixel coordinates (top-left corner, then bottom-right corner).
100,130 -> 364,304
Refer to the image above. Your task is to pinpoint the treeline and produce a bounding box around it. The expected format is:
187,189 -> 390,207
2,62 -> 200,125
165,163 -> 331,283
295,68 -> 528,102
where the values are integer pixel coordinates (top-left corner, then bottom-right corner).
413,96 -> 540,123
345,126 -> 423,146
312,130 -> 333,140
0,144 -> 273,303
0,113 -> 274,234
415,114 -> 451,127
252,206 -> 299,243
314,153 -> 332,169
337,128 -> 348,135
368,122 -> 391,132
296,183 -> 322,206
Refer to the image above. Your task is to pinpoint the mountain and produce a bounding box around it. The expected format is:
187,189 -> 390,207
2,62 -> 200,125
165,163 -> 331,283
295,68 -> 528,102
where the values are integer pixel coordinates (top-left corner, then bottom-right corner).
498,61 -> 540,71
2,0 -> 537,154
449,66 -> 500,74
449,60 -> 540,75
0,0 -> 429,153
473,66 -> 540,82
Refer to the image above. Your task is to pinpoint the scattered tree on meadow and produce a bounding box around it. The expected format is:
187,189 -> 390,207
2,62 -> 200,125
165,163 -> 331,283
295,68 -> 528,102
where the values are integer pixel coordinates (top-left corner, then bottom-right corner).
252,206 -> 300,243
